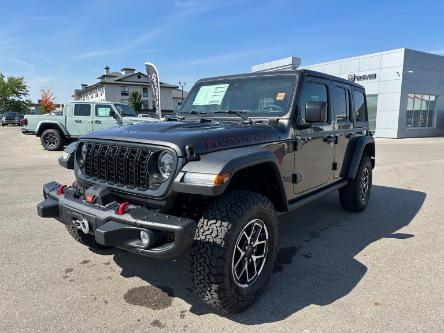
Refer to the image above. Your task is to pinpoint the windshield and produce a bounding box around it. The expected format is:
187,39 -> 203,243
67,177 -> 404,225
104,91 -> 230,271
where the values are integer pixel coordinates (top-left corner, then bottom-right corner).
4,112 -> 17,117
179,75 -> 297,117
114,104 -> 137,117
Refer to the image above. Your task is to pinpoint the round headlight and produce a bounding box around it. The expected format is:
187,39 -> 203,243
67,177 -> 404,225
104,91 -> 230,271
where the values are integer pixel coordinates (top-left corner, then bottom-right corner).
158,151 -> 174,179
78,144 -> 87,168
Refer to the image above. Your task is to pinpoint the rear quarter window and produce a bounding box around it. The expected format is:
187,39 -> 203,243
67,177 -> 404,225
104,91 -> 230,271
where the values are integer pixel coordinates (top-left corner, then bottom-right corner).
353,90 -> 367,122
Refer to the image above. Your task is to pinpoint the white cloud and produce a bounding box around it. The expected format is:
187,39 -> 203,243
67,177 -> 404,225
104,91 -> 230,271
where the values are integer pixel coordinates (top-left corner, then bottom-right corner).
71,0 -> 247,60
428,49 -> 444,55
174,0 -> 198,7
72,48 -> 126,60
0,38 -> 19,49
177,50 -> 259,67
0,57 -> 34,76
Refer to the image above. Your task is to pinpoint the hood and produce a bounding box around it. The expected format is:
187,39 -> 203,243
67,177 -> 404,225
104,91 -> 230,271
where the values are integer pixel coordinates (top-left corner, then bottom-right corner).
82,120 -> 281,156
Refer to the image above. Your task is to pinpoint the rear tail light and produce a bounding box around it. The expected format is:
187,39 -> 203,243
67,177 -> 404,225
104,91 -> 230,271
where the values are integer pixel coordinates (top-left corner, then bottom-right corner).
22,118 -> 28,126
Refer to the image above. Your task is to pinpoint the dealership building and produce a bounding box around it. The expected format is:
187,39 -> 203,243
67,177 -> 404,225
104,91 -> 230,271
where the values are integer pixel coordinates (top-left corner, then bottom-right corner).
254,49 -> 444,138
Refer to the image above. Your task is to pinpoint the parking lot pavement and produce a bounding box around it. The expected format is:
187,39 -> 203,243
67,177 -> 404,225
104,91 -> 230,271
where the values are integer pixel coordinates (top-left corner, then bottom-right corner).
0,126 -> 443,332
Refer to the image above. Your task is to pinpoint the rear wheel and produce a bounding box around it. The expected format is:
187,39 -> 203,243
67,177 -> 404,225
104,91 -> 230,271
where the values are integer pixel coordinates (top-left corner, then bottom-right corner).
41,128 -> 65,151
190,190 -> 278,314
339,154 -> 372,212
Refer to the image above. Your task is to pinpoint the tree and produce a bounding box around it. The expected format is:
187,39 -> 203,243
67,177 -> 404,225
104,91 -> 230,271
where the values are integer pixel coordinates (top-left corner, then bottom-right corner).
0,73 -> 31,113
128,91 -> 142,113
39,88 -> 56,114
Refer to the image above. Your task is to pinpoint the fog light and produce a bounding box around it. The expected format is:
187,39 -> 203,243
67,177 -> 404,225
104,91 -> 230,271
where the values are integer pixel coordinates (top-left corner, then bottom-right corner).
140,230 -> 150,246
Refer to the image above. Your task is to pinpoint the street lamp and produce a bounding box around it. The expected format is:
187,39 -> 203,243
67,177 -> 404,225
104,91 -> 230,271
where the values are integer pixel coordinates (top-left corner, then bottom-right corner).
178,81 -> 187,104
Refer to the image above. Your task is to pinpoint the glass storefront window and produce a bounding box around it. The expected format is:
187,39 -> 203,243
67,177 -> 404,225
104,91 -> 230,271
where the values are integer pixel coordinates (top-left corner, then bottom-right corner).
366,94 -> 378,132
406,93 -> 437,128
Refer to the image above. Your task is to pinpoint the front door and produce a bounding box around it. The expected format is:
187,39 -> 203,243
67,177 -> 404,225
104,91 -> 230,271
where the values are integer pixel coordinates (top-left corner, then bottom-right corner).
93,104 -> 118,131
293,79 -> 335,194
66,103 -> 93,136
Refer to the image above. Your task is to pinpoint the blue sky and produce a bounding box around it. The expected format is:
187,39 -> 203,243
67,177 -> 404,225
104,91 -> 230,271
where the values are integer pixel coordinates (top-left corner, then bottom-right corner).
1,0 -> 444,102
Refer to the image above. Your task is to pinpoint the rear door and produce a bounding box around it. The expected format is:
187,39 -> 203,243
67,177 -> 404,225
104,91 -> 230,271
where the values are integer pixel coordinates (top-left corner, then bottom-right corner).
93,104 -> 118,131
332,83 -> 353,178
66,103 -> 93,136
293,78 -> 335,194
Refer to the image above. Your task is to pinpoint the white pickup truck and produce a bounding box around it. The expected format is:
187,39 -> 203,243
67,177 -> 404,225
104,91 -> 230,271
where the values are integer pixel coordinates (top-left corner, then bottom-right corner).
22,101 -> 158,150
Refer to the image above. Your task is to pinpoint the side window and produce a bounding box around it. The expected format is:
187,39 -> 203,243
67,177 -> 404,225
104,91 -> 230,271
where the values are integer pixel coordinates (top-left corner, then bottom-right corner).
353,90 -> 367,122
333,86 -> 349,122
95,105 -> 113,117
74,104 -> 91,117
299,82 -> 328,122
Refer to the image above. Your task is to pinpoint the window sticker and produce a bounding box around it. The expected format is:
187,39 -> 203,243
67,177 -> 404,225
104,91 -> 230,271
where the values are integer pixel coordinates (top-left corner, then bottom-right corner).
192,84 -> 229,105
97,107 -> 111,117
276,92 -> 286,101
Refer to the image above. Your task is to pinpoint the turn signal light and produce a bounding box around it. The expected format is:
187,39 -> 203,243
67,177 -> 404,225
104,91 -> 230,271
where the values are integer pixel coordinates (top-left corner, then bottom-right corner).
182,172 -> 231,186
214,173 -> 231,185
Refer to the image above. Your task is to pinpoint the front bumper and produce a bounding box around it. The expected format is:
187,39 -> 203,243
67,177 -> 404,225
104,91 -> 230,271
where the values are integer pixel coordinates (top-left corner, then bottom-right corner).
3,120 -> 20,125
37,182 -> 196,258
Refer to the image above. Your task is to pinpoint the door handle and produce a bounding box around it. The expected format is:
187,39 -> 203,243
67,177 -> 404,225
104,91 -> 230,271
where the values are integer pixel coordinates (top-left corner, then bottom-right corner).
94,120 -> 101,124
75,120 -> 82,123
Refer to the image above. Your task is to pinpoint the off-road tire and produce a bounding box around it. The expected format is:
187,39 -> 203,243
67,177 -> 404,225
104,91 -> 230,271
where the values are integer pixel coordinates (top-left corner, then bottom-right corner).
40,128 -> 65,151
339,154 -> 372,212
190,190 -> 278,314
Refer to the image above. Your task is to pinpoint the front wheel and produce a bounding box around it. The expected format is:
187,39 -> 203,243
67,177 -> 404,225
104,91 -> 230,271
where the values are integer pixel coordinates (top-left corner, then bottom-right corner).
190,190 -> 278,314
40,128 -> 65,151
339,154 -> 373,212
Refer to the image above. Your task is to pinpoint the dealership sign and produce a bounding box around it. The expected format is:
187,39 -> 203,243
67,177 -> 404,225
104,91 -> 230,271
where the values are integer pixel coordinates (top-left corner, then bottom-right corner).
348,73 -> 377,82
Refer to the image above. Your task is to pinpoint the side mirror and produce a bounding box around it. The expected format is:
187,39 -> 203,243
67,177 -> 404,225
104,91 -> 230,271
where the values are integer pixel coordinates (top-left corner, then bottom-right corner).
304,101 -> 327,123
110,110 -> 117,118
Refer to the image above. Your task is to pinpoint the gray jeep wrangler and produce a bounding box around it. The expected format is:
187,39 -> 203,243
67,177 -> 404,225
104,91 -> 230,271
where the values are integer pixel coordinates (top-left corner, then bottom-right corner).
37,69 -> 375,313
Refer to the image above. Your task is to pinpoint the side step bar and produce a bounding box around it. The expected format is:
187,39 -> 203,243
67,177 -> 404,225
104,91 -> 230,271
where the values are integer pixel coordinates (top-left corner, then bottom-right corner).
284,180 -> 348,213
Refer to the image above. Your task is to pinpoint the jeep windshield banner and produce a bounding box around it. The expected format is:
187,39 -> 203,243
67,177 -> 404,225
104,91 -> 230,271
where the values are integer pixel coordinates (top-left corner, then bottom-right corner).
145,62 -> 161,119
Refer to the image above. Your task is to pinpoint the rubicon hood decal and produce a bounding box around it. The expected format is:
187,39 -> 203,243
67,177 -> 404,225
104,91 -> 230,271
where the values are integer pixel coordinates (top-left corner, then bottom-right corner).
82,121 -> 281,156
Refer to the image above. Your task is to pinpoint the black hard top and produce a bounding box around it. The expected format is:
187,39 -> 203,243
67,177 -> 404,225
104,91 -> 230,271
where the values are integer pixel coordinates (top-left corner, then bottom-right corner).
197,69 -> 364,90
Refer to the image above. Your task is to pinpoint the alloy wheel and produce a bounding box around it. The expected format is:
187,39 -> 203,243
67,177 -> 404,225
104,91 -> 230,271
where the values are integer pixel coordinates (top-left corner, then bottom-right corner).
231,219 -> 269,288
360,167 -> 370,201
44,133 -> 58,148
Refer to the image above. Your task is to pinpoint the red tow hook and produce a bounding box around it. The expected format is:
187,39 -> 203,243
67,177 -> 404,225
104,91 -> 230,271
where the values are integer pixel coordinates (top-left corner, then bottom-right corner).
117,202 -> 129,216
57,185 -> 67,196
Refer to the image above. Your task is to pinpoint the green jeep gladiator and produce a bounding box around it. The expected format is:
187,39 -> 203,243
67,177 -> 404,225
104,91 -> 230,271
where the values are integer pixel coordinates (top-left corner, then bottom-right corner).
22,101 -> 157,150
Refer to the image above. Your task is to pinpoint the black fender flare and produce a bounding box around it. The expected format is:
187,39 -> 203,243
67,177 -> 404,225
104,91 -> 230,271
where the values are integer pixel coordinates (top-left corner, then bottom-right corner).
172,146 -> 288,210
342,135 -> 375,180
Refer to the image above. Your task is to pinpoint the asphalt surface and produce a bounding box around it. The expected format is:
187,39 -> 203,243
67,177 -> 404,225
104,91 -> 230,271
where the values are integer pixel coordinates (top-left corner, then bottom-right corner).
0,126 -> 443,332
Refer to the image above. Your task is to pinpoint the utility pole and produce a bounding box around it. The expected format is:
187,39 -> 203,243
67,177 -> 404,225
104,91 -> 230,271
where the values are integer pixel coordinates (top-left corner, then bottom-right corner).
178,81 -> 187,104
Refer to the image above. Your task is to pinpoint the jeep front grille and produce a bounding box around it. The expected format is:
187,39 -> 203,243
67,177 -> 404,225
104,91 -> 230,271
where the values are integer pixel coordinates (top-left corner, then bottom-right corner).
82,142 -> 153,190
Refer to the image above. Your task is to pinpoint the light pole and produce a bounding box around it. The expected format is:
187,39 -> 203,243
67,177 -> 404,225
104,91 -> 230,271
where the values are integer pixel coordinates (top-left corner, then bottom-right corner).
178,81 -> 187,104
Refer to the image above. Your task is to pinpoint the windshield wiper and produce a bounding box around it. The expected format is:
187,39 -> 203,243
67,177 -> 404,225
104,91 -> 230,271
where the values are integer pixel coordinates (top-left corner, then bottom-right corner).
214,110 -> 252,123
